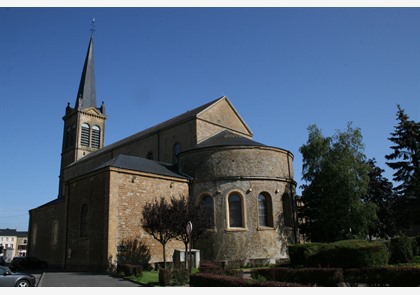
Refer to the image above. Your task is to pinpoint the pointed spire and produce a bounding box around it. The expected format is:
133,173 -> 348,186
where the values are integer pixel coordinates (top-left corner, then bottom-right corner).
75,36 -> 97,110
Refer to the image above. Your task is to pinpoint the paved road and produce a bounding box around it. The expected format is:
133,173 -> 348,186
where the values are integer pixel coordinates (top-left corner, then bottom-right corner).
36,272 -> 142,287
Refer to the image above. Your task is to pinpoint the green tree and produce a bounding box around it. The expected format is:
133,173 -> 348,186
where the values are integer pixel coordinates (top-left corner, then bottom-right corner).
141,197 -> 177,268
385,105 -> 420,230
363,159 -> 400,239
299,123 -> 377,242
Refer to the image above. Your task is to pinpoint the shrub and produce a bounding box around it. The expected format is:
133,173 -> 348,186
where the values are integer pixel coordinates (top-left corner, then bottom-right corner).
288,243 -> 324,266
252,267 -> 344,286
249,281 -> 307,287
289,240 -> 389,268
343,268 -> 389,286
189,273 -> 307,287
344,267 -> 420,287
189,273 -> 247,287
412,236 -> 420,256
116,264 -> 143,277
389,236 -> 414,264
384,267 -> 420,287
170,267 -> 190,286
331,240 -> 389,268
199,262 -> 224,274
158,268 -> 171,286
117,238 -> 151,270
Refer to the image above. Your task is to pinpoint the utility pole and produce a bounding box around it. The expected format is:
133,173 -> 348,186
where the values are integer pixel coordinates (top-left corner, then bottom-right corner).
186,221 -> 193,276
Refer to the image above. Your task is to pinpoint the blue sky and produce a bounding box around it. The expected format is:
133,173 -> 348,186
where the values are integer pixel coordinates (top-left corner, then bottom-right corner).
1,7 -> 419,231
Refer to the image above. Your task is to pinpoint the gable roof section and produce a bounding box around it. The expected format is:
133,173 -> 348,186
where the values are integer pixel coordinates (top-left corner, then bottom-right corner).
196,97 -> 253,138
76,96 -> 247,163
93,154 -> 190,179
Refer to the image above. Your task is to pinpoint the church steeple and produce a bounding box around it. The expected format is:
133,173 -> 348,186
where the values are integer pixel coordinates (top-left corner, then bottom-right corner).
75,36 -> 97,110
59,34 -> 107,197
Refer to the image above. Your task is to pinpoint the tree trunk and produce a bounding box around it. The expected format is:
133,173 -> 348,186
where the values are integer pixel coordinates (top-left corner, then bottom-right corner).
162,242 -> 166,268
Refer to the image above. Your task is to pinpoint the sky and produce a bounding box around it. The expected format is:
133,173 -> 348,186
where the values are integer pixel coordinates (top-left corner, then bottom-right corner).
1,5 -> 419,231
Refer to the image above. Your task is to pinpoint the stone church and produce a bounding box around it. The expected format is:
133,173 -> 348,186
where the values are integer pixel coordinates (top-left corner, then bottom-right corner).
28,36 -> 297,271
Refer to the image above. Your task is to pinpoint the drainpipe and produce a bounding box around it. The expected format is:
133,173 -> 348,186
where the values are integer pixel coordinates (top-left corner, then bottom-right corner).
286,152 -> 298,243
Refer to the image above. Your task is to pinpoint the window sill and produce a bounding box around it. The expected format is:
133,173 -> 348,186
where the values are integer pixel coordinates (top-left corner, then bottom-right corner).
257,226 -> 275,231
225,227 -> 248,233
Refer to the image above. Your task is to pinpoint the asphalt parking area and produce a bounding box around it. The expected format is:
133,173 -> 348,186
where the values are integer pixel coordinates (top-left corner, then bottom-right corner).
36,272 -> 142,287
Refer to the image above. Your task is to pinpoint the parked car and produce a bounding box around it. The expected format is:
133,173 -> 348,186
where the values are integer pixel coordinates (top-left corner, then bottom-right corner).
9,256 -> 48,272
0,266 -> 36,287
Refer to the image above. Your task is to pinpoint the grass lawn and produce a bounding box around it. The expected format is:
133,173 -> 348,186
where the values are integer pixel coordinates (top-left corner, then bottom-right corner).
131,270 -> 159,286
129,268 -> 200,286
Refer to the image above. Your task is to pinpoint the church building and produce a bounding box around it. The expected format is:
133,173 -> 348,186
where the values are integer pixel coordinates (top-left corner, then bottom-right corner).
28,36 -> 297,271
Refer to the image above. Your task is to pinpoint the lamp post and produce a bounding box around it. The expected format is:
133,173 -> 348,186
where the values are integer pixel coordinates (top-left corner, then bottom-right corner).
186,221 -> 193,276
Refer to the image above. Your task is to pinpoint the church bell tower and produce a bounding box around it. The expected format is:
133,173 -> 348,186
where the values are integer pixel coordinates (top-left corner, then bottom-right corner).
59,35 -> 107,197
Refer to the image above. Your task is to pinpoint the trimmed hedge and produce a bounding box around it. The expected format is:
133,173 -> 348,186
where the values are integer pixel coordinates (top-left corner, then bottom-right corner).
189,273 -> 306,287
190,273 -> 248,287
199,262 -> 225,274
331,240 -> 389,268
252,267 -> 344,287
251,266 -> 420,287
288,243 -> 325,267
413,236 -> 420,256
389,236 -> 414,264
289,240 -> 389,268
344,267 -> 420,287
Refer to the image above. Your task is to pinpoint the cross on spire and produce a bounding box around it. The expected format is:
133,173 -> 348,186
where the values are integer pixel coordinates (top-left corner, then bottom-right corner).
90,18 -> 96,37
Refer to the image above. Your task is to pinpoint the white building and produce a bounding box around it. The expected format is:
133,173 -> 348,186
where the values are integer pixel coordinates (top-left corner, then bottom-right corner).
0,228 -> 28,262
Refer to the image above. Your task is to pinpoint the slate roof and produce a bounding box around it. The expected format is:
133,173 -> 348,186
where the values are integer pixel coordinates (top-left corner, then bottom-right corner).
196,130 -> 266,149
75,36 -> 97,110
93,154 -> 190,179
31,198 -> 64,211
74,96 -> 227,165
0,228 -> 28,237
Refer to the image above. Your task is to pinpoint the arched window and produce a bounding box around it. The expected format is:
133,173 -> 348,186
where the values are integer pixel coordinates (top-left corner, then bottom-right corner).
146,151 -> 153,160
91,125 -> 101,148
201,195 -> 214,228
258,193 -> 273,227
172,143 -> 181,164
228,193 -> 244,228
51,220 -> 59,245
32,224 -> 38,246
80,204 -> 88,237
81,123 -> 90,147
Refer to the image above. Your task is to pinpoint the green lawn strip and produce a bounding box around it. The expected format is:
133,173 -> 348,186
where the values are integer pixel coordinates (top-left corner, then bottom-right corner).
128,268 -> 200,286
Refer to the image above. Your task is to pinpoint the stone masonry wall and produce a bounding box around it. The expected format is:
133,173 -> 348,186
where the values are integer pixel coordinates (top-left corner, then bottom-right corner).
108,169 -> 189,265
179,146 -> 296,263
28,202 -> 66,270
65,171 -> 109,271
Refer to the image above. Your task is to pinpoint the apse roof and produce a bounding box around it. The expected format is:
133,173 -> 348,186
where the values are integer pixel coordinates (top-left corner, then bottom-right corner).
196,130 -> 266,149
